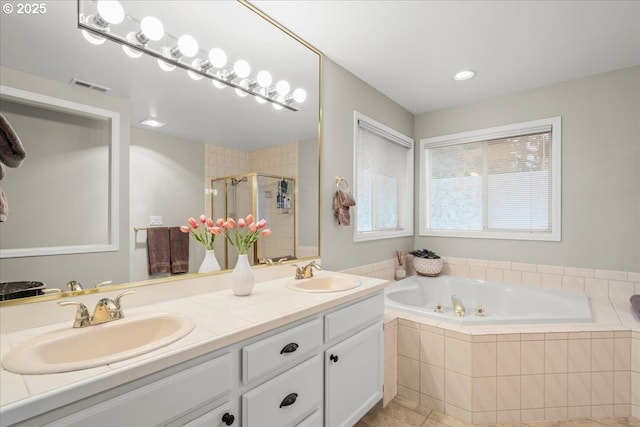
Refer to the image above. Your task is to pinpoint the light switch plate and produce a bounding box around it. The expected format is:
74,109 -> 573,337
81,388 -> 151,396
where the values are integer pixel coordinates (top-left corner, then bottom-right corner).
149,216 -> 163,226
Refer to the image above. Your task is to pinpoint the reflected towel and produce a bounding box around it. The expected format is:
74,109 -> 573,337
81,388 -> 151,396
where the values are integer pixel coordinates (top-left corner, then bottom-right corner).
0,187 -> 7,222
333,189 -> 356,226
147,227 -> 171,275
631,295 -> 640,319
0,113 -> 26,168
169,226 -> 189,274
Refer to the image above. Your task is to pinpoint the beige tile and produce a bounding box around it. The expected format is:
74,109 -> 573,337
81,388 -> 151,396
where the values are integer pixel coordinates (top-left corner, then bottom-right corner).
595,269 -> 628,281
472,411 -> 497,425
357,400 -> 426,427
397,384 -> 420,402
393,395 -> 433,416
563,275 -> 586,292
486,268 -> 504,283
544,406 -> 568,421
544,373 -> 568,407
469,266 -> 487,281
585,278 -> 610,298
398,355 -> 420,391
512,262 -> 537,272
445,370 -> 472,411
564,267 -> 594,278
422,409 -> 472,427
568,372 -> 591,406
497,375 -> 521,411
445,337 -> 472,376
521,340 -> 545,375
545,339 -> 568,374
420,394 -> 445,413
568,339 -> 591,372
590,404 -> 615,418
444,403 -> 472,424
521,374 -> 545,409
472,376 -> 497,412
497,341 -> 521,376
385,357 -> 398,398
520,407 -> 545,422
567,405 -> 591,419
537,264 -> 564,275
541,273 -> 563,290
496,409 -> 521,423
473,341 -> 497,377
522,272 -> 542,287
609,280 -> 635,304
592,338 -> 615,372
614,404 -> 632,417
385,324 -> 397,361
420,330 -> 445,368
398,324 -> 420,359
614,337 -> 631,371
488,260 -> 511,270
591,371 -> 615,405
613,371 -> 631,405
504,270 -> 522,285
420,362 -> 445,401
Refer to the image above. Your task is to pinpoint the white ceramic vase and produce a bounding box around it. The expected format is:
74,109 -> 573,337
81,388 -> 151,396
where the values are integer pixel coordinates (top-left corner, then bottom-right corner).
198,249 -> 221,273
232,254 -> 255,296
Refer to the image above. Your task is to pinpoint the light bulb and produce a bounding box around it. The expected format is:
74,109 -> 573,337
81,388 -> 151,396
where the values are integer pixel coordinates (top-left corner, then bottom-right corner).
235,79 -> 249,97
122,32 -> 143,58
272,102 -> 284,111
82,29 -> 106,45
255,88 -> 267,104
233,60 -> 251,79
208,48 -> 227,68
140,16 -> 164,41
275,80 -> 290,96
256,70 -> 272,88
212,73 -> 227,89
96,0 -> 124,25
453,70 -> 476,81
292,88 -> 307,103
188,59 -> 204,80
157,47 -> 175,71
177,35 -> 198,57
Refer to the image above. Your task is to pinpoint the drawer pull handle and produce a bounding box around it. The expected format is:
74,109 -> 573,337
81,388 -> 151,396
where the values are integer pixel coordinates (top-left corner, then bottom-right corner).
330,354 -> 339,363
221,412 -> 235,426
280,342 -> 299,354
279,392 -> 298,408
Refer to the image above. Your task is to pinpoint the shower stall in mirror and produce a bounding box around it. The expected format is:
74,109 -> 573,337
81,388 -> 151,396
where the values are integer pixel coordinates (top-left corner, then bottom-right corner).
210,173 -> 296,269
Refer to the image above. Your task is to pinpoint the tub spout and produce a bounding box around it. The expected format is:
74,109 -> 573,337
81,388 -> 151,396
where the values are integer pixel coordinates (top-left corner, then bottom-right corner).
451,294 -> 465,317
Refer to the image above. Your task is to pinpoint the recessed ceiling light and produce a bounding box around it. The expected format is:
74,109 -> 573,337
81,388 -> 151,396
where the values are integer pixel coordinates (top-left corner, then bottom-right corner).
453,70 -> 476,81
139,118 -> 166,128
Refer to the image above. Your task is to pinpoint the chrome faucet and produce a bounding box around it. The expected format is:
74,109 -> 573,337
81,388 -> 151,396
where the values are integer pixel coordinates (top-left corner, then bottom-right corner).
66,279 -> 113,292
58,290 -> 136,328
451,294 -> 466,317
294,261 -> 322,279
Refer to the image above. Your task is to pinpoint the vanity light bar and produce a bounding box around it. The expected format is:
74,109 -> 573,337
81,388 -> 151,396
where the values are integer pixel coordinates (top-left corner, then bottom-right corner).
76,0 -> 304,112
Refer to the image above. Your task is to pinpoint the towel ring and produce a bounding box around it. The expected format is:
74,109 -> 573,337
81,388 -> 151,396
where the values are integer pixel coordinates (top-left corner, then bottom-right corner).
335,176 -> 350,191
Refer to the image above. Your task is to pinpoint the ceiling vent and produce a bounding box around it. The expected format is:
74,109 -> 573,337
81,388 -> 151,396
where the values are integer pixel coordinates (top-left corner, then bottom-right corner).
70,78 -> 111,93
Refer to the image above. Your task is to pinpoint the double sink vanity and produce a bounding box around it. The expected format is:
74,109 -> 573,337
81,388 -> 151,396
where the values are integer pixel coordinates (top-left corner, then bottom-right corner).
0,266 -> 388,427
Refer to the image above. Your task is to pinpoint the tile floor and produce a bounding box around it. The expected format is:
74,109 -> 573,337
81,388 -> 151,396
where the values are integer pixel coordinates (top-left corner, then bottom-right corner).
356,397 -> 640,427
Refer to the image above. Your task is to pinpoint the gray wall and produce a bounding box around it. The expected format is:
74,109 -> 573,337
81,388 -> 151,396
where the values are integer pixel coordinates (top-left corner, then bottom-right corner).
320,59 -> 415,271
414,66 -> 640,272
0,67 -> 131,289
129,128 -> 205,282
298,137 -> 319,247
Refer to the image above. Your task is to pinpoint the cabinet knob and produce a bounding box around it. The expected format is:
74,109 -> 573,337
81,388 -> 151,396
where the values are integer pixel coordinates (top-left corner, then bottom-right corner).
279,392 -> 298,408
280,342 -> 299,354
330,354 -> 339,363
221,412 -> 235,426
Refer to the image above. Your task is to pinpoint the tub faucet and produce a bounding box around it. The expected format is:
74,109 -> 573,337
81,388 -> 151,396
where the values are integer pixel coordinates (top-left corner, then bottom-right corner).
294,261 -> 322,279
451,294 -> 466,317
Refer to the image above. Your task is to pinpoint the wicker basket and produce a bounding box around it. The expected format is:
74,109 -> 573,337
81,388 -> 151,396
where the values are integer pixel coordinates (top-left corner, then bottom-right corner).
413,257 -> 443,277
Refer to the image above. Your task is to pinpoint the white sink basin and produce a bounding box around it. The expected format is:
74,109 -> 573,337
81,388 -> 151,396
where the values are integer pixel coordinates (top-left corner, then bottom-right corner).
285,275 -> 361,293
2,312 -> 195,374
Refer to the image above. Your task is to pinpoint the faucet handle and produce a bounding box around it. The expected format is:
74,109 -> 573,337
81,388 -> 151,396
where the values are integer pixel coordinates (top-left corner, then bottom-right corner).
66,280 -> 83,291
58,301 -> 91,328
114,290 -> 136,309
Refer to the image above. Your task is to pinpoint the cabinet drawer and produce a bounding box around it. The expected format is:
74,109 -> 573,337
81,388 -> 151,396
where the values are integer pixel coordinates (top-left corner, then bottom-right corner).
242,318 -> 322,383
242,355 -> 323,427
296,409 -> 322,427
324,292 -> 383,342
182,402 -> 237,427
49,353 -> 232,427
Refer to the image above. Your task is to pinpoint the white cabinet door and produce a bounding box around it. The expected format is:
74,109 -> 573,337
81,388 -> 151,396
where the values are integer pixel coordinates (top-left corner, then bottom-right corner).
325,322 -> 383,427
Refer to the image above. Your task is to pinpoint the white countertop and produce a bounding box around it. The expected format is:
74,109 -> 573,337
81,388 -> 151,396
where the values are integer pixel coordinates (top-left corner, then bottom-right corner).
0,271 -> 389,426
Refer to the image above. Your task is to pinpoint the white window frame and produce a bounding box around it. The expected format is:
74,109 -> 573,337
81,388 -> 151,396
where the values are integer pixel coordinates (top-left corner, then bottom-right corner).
419,117 -> 561,241
353,111 -> 414,242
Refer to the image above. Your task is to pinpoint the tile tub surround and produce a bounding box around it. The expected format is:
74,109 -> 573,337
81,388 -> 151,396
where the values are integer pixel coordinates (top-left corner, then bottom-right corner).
0,270 -> 388,425
346,257 -> 639,425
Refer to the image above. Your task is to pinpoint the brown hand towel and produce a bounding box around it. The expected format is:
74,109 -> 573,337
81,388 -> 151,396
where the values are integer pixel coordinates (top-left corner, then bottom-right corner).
147,227 -> 171,275
333,189 -> 356,226
0,186 -> 7,222
0,113 -> 26,168
169,226 -> 189,274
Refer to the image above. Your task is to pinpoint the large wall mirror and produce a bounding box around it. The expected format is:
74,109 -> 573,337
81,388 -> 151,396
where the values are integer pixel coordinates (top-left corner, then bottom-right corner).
0,0 -> 321,303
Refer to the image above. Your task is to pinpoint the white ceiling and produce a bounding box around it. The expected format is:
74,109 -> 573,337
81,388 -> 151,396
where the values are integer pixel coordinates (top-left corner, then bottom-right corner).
254,0 -> 640,115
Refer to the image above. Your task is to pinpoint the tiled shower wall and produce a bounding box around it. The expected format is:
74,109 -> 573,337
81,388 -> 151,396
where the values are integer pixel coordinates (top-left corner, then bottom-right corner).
344,257 -> 640,424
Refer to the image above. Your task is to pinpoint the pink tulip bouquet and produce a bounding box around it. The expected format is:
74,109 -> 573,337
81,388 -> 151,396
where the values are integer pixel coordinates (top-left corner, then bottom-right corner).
180,215 -> 223,250
222,214 -> 271,254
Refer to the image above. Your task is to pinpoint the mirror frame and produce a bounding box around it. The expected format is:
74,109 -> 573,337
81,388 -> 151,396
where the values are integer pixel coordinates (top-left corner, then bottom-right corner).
0,85 -> 120,258
0,0 -> 323,306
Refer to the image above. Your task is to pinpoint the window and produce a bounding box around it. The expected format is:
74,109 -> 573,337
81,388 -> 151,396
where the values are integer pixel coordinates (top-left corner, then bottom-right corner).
419,117 -> 561,241
354,111 -> 413,241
